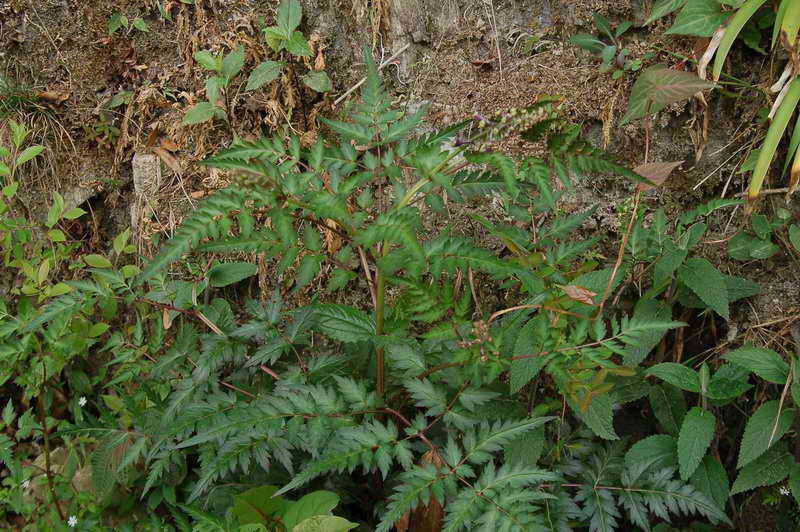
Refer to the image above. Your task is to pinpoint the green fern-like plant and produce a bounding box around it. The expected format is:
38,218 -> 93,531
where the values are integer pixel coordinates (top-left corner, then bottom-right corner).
13,46 -> 766,531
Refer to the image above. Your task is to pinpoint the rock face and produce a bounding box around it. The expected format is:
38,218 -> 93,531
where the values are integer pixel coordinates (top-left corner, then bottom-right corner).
0,0 -> 794,321
130,153 -> 162,234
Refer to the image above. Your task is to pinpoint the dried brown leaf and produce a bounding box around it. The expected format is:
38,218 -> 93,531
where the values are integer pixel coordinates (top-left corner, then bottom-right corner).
160,139 -> 180,152
562,285 -> 597,306
634,160 -> 684,191
37,91 -> 70,104
152,147 -> 182,176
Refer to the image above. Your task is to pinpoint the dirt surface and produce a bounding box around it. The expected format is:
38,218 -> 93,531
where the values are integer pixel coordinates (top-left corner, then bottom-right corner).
1,0 -> 798,322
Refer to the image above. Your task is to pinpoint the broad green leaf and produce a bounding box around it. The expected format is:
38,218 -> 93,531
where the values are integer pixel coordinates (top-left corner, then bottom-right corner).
678,257 -> 729,319
62,207 -> 86,220
15,145 -> 44,166
83,254 -> 113,269
183,102 -> 221,125
571,393 -> 618,440
728,232 -> 774,260
666,0 -> 728,36
282,491 -> 339,531
193,50 -> 220,71
723,274 -> 760,302
264,27 -> 287,52
751,215 -> 771,241
706,363 -> 752,400
790,463 -> 800,506
113,228 -> 131,254
653,248 -> 688,286
48,229 -> 67,242
232,486 -> 290,525
570,33 -> 606,52
691,456 -> 729,509
314,304 -> 375,342
246,61 -> 284,91
294,254 -> 323,291
293,516 -> 358,532
790,225 -> 800,252
723,345 -> 789,384
737,400 -> 794,468
221,46 -> 245,82
88,322 -> 110,338
277,0 -> 303,36
504,426 -> 546,468
133,18 -> 149,32
327,269 -> 356,292
108,12 -> 129,34
649,384 -> 686,434
622,299 -> 673,366
678,407 -> 715,480
624,434 -> 678,478
208,262 -> 258,287
301,71 -> 332,93
780,2 -> 800,53
49,283 -> 72,296
646,0 -> 688,24
509,315 -> 548,393
2,400 -> 15,427
319,118 -> 372,144
731,445 -> 793,494
285,31 -> 313,57
646,362 -> 701,393
593,13 -> 615,40
205,77 -> 224,105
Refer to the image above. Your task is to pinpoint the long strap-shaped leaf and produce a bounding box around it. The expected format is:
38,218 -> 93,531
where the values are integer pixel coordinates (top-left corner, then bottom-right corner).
712,0 -> 768,81
773,0 -> 791,49
749,78 -> 800,203
780,1 -> 800,51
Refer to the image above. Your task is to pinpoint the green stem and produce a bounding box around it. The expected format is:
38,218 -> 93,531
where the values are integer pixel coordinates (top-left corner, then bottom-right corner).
397,125 -> 495,209
37,363 -> 65,521
375,269 -> 386,396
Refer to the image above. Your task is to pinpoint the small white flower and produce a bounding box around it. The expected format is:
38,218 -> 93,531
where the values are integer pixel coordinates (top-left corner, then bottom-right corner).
78,397 -> 87,407
780,485 -> 791,496
67,515 -> 78,528
21,479 -> 30,489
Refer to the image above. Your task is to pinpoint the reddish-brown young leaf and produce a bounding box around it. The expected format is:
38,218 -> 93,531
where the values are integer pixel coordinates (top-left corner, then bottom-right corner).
623,66 -> 716,123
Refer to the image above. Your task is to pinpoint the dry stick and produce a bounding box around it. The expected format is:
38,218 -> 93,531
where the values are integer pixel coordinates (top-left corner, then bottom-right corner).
333,43 -> 411,107
769,357 -> 793,447
488,303 -> 589,324
595,190 -> 642,318
357,246 -> 377,306
468,268 -> 483,317
735,187 -> 791,197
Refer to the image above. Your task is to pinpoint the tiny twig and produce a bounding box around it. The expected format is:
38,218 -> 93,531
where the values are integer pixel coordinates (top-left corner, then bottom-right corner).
595,191 -> 641,317
357,246 -> 377,306
333,43 -> 411,106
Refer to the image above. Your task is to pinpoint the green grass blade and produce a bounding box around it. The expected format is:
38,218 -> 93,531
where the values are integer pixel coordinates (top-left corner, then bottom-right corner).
749,78 -> 800,203
712,0 -> 768,81
781,2 -> 800,51
782,113 -> 800,176
773,0 -> 790,49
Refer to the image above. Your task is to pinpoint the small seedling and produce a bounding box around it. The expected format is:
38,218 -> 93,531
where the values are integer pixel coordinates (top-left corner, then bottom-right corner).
571,13 -> 652,79
108,12 -> 150,35
728,209 -> 791,261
